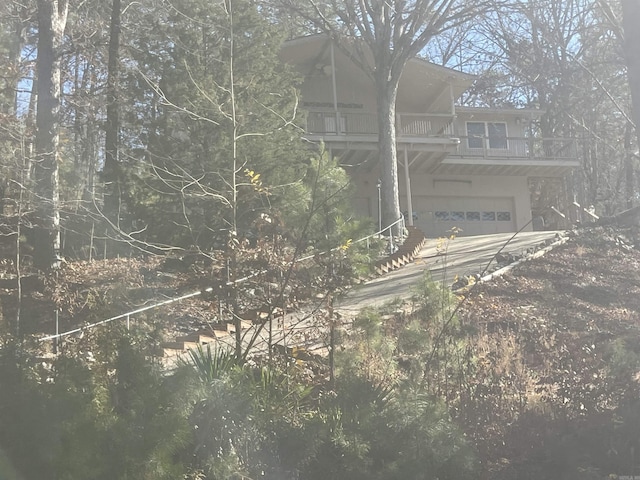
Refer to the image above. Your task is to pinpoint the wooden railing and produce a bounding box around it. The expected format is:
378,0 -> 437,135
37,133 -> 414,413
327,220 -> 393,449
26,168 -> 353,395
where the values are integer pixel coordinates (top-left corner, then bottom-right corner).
397,113 -> 455,136
453,136 -> 577,160
306,111 -> 376,134
305,110 -> 454,137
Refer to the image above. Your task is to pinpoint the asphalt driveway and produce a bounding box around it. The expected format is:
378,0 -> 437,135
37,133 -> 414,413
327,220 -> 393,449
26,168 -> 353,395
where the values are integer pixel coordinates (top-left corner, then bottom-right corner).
336,230 -> 565,316
212,231 -> 566,358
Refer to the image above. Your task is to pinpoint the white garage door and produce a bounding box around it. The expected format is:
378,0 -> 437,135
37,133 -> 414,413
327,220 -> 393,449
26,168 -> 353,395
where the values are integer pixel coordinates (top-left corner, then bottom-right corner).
412,196 -> 516,237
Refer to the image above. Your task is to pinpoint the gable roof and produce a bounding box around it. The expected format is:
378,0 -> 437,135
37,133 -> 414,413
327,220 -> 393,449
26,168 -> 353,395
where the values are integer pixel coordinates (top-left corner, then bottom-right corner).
280,34 -> 475,112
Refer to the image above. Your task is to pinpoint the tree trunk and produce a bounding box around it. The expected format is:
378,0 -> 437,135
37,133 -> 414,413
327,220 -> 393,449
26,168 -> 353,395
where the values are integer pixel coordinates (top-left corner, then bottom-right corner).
376,77 -> 402,237
625,121 -> 635,209
34,0 -> 68,271
104,0 -> 122,225
623,0 -> 640,163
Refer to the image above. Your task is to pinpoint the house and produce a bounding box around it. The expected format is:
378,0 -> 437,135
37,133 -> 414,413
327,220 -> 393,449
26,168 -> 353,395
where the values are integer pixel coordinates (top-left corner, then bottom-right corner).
280,35 -> 579,237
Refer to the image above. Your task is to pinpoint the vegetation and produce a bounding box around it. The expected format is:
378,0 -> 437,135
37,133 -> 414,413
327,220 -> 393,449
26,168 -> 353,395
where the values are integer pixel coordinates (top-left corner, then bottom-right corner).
4,226 -> 640,479
1,0 -> 640,479
0,280 -> 479,480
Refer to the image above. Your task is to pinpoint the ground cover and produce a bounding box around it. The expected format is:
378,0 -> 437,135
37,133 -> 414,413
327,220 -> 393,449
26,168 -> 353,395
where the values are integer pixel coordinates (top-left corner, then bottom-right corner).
3,224 -> 640,478
456,225 -> 640,478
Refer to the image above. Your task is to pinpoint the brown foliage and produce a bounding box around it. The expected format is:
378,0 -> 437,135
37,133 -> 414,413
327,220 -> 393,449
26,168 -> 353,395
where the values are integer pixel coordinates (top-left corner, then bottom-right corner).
457,226 -> 640,478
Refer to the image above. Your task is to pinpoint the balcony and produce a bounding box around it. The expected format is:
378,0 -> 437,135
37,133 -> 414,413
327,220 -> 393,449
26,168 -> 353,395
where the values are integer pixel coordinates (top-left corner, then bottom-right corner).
452,136 -> 577,161
302,109 -> 579,175
305,110 -> 455,139
439,135 -> 579,176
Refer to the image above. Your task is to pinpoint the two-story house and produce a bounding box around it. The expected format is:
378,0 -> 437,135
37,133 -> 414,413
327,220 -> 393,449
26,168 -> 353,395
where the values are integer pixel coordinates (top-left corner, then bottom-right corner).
280,35 -> 578,237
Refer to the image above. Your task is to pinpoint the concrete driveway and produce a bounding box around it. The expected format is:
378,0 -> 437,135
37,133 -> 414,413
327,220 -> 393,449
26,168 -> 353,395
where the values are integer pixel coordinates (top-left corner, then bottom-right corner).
336,230 -> 565,316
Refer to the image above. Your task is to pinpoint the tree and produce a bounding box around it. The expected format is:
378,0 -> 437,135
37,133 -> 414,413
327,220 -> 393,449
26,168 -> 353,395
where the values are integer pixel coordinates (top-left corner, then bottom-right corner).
33,0 -> 68,270
103,0 -> 121,224
465,0 -> 635,216
121,0 -> 308,250
0,1 -> 32,116
300,293 -> 476,480
112,0 -> 378,362
60,0 -> 110,239
622,0 -> 640,205
280,0 -> 491,235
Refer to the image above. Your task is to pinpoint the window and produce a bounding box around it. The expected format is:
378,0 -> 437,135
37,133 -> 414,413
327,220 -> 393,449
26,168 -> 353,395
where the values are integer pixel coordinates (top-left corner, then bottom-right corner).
466,122 -> 508,149
487,122 -> 507,149
466,122 -> 485,149
434,209 -> 512,223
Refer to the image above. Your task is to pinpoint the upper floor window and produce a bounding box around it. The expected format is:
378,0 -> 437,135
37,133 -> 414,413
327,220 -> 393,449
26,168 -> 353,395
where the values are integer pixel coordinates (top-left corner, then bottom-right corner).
466,122 -> 508,149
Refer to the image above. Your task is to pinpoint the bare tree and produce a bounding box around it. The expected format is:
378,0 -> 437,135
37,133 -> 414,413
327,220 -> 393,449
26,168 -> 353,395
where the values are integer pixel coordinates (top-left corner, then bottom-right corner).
33,0 -> 68,270
470,0 -> 636,215
622,0 -> 640,158
282,0 -> 491,234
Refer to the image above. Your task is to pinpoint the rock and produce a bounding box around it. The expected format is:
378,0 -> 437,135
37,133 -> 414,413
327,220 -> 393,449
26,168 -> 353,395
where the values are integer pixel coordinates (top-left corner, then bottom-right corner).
452,276 -> 469,290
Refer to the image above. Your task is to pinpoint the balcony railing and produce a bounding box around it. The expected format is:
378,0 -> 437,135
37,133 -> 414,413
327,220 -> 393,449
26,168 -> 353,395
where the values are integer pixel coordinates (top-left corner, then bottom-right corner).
303,109 -> 577,161
397,113 -> 455,136
305,110 -> 454,137
453,136 -> 577,160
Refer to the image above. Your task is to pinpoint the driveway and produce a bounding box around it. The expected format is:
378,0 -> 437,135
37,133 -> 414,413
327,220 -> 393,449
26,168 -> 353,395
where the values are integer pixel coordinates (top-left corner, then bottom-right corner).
202,231 -> 566,358
336,230 -> 565,316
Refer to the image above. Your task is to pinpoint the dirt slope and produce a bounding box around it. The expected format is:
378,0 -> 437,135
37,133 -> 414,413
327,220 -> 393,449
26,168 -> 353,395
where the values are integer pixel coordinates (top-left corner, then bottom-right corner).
457,225 -> 640,478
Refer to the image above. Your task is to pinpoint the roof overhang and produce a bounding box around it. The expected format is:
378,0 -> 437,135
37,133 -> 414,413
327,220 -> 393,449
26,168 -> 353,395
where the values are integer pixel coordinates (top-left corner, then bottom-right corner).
455,106 -> 545,120
280,34 -> 475,112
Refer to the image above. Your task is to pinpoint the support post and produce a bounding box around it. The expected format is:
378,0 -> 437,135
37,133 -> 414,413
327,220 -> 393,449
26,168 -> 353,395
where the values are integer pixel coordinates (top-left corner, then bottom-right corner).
377,179 -> 382,233
403,147 -> 414,227
330,41 -> 340,134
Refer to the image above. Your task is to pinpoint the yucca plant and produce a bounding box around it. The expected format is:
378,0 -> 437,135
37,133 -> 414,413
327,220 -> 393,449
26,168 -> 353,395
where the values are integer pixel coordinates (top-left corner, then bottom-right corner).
183,345 -> 240,385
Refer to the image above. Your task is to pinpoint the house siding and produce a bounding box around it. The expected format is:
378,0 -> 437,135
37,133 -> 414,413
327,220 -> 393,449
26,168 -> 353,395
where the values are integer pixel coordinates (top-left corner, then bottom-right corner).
352,172 -> 532,237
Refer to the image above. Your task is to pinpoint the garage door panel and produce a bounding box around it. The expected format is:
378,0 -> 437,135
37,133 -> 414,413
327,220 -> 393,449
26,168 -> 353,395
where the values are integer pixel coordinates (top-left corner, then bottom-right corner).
413,196 -> 515,237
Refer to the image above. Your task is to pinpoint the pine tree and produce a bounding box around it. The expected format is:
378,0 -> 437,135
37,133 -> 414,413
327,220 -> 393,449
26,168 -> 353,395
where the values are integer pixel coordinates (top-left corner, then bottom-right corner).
122,0 -> 308,251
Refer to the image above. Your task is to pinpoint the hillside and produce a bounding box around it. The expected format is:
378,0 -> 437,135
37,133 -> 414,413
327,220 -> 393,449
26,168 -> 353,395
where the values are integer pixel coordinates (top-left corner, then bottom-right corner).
456,225 -> 640,479
3,225 -> 640,478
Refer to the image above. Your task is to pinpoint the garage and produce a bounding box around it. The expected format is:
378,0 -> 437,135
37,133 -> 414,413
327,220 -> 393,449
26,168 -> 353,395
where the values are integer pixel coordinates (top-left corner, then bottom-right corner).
411,196 -> 516,237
